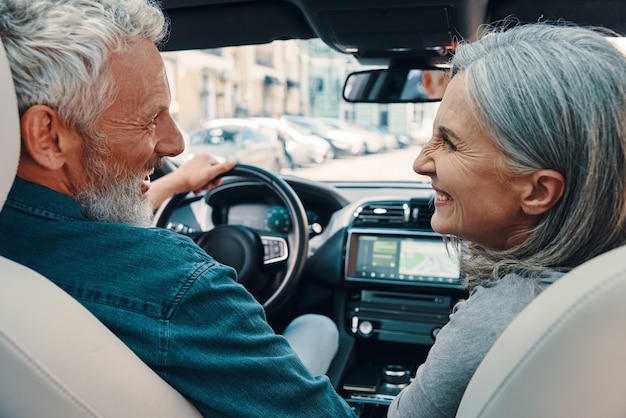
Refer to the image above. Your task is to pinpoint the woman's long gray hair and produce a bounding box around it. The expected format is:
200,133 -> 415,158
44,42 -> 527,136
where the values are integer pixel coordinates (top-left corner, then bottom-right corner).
0,0 -> 167,139
449,22 -> 626,288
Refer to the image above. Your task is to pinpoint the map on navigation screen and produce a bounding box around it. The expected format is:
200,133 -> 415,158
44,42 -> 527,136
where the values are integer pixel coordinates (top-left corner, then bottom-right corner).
398,239 -> 459,279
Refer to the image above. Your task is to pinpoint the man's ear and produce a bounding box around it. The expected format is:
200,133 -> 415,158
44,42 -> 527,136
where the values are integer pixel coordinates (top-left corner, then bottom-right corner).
20,104 -> 68,170
520,169 -> 565,216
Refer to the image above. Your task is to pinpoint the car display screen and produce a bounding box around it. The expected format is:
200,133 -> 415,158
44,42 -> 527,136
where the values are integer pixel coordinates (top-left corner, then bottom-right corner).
345,232 -> 462,287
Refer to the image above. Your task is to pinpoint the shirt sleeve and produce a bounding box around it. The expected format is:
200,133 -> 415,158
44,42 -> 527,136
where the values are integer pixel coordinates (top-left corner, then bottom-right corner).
161,260 -> 356,418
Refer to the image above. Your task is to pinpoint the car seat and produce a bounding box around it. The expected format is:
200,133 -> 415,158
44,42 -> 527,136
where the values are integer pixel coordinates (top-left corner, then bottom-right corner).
456,245 -> 626,417
0,40 -> 202,417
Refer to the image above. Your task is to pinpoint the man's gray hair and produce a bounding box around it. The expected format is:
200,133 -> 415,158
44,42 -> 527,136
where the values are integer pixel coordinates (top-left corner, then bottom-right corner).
449,22 -> 626,287
0,0 -> 167,138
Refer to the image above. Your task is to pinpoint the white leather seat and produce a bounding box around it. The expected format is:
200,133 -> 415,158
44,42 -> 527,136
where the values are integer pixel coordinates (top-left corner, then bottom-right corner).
0,40 -> 201,417
456,245 -> 626,417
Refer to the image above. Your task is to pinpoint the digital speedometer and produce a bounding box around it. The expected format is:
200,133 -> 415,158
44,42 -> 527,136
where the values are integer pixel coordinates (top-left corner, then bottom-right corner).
265,205 -> 293,233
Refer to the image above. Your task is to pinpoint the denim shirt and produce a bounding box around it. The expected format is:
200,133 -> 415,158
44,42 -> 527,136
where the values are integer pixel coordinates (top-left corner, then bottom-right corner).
0,177 -> 356,418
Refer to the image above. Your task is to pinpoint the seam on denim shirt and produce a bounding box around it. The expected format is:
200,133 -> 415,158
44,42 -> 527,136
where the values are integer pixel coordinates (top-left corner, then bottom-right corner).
6,198 -> 83,221
63,258 -> 219,319
158,317 -> 171,381
158,259 -> 218,381
165,259 -> 218,318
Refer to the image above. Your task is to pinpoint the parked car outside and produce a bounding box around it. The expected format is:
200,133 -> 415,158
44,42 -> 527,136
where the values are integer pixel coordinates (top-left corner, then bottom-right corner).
187,118 -> 287,173
250,117 -> 335,167
321,117 -> 383,154
282,115 -> 366,157
375,124 -> 413,149
349,121 -> 396,152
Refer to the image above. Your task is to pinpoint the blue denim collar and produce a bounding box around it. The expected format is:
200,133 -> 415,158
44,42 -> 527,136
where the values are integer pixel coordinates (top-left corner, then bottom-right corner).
6,177 -> 88,222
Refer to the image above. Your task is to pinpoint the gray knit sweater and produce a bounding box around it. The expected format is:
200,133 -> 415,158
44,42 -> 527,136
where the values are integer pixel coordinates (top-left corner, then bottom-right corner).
387,271 -> 563,418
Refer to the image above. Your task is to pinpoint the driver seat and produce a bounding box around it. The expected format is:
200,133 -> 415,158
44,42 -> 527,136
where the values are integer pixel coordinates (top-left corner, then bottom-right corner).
0,41 -> 201,416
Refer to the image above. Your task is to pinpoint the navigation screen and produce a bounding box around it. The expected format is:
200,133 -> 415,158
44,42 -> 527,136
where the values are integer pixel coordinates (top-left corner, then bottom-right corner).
345,233 -> 461,286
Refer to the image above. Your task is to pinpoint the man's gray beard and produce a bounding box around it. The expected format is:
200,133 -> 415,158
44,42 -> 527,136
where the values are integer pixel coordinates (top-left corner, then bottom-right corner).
75,146 -> 155,227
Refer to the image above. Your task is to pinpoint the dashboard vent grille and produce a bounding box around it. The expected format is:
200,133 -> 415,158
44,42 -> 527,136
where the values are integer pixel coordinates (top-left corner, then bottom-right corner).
353,201 -> 409,226
409,198 -> 434,229
352,198 -> 435,229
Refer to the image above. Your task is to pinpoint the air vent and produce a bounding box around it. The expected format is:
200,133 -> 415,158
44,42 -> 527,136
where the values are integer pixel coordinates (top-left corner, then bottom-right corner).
353,201 -> 409,226
352,198 -> 435,229
408,198 -> 435,229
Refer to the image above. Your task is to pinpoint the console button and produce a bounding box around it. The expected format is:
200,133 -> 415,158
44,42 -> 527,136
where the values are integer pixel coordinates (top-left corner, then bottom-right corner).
358,320 -> 374,337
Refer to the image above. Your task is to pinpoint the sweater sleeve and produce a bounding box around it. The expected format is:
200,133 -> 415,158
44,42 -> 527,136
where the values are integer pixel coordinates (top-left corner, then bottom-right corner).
387,276 -> 537,418
161,260 -> 356,418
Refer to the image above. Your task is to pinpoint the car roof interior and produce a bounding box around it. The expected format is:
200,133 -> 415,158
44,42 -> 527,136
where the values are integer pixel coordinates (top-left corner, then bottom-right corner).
160,0 -> 626,67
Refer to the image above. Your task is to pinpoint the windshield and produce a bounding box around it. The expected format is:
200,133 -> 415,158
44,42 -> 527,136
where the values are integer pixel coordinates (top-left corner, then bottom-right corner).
161,38 -> 438,183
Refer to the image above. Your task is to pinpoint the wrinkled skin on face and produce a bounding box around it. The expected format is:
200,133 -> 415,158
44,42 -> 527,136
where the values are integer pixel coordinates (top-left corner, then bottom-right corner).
413,74 -> 539,250
30,39 -> 186,226
76,39 -> 184,226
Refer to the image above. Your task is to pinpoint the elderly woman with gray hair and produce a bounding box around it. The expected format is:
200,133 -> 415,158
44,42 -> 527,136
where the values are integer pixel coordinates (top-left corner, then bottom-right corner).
388,22 -> 626,418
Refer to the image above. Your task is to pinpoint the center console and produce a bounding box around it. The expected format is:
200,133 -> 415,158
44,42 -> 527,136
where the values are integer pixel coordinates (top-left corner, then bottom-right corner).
338,199 -> 468,416
345,228 -> 464,345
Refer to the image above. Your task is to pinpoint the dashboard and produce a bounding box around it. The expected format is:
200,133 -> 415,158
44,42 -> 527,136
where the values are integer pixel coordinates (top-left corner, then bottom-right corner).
163,174 -> 349,235
164,176 -> 465,295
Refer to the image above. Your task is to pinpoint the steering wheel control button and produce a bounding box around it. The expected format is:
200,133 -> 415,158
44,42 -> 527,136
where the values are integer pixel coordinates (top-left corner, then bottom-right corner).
261,237 -> 288,264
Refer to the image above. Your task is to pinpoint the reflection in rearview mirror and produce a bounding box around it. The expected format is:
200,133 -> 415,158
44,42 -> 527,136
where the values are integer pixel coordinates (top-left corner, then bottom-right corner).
343,68 -> 449,103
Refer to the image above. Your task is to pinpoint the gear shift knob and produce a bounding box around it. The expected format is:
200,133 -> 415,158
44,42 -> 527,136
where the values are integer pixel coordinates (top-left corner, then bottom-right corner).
382,364 -> 411,385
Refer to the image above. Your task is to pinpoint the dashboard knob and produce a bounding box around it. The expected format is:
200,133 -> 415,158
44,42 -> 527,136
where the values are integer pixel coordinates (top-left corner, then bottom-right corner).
432,327 -> 442,339
308,222 -> 323,238
358,320 -> 373,337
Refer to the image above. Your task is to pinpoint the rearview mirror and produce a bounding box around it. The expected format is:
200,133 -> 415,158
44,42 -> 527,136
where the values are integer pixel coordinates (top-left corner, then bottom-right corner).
343,68 -> 449,103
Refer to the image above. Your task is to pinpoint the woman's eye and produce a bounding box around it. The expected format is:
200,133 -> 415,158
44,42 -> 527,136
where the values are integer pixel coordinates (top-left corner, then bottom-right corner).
442,136 -> 457,151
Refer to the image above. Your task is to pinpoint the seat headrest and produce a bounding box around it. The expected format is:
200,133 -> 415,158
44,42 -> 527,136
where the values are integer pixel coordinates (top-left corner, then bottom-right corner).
0,39 -> 20,210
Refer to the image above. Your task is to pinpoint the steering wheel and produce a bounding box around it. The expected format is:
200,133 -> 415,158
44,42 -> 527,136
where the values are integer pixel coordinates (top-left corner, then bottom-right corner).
154,162 -> 309,315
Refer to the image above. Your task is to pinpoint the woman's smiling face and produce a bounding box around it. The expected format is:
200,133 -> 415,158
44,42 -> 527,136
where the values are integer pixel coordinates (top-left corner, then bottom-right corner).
413,74 -> 538,250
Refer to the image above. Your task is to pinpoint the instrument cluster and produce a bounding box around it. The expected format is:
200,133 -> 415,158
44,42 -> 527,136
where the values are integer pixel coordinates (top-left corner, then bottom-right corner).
227,202 -> 321,234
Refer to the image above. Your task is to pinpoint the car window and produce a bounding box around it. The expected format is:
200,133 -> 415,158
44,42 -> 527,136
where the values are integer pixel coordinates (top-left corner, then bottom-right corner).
242,128 -> 267,143
219,127 -> 239,144
188,130 -> 206,146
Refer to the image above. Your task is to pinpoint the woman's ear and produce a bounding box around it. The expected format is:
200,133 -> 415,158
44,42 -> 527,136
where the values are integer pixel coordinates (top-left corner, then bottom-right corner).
520,169 -> 565,216
20,104 -> 67,170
